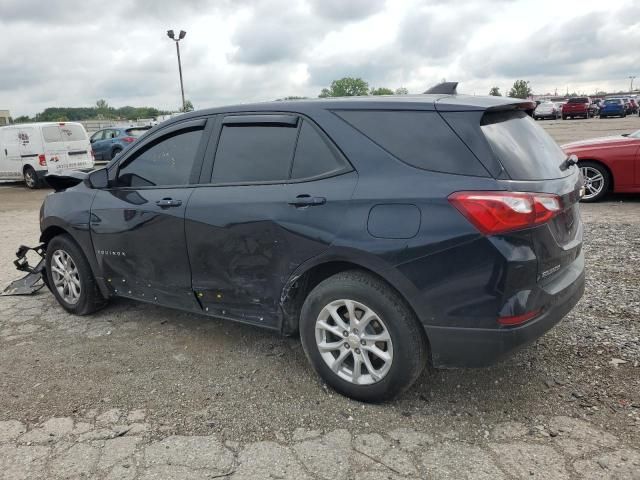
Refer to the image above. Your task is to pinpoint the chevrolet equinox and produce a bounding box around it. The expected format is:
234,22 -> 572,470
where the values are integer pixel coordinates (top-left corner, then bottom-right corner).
27,90 -> 585,402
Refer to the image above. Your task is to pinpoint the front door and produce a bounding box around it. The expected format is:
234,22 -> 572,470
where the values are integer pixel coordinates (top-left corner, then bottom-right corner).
90,120 -> 208,310
186,115 -> 356,328
90,130 -> 107,160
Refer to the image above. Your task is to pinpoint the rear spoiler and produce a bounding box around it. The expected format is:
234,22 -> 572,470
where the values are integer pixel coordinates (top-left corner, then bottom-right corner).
486,100 -> 537,112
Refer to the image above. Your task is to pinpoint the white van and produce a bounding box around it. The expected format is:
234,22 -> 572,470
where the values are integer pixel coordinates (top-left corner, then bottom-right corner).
0,122 -> 94,188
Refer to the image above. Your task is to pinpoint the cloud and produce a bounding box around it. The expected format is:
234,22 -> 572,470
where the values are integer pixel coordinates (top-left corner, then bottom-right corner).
0,0 -> 635,117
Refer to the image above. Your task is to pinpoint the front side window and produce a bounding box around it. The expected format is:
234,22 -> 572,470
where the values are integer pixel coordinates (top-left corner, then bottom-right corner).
212,125 -> 297,183
91,130 -> 105,142
117,128 -> 203,187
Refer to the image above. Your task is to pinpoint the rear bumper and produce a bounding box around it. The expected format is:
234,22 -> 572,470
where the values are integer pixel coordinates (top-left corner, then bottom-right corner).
426,256 -> 585,368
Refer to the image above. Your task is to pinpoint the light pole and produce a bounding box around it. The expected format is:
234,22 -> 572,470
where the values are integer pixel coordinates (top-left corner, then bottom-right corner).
629,76 -> 636,93
167,29 -> 187,112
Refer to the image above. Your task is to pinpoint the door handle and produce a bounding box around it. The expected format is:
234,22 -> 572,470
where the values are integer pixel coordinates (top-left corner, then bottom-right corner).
288,195 -> 326,207
155,198 -> 182,208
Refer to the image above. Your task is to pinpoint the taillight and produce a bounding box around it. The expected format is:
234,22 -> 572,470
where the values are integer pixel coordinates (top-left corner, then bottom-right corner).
38,154 -> 46,166
122,136 -> 136,143
498,309 -> 541,326
448,191 -> 562,235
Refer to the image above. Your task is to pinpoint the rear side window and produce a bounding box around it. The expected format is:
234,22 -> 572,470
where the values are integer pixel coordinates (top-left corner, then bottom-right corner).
334,110 -> 488,176
117,128 -> 203,187
481,110 -> 568,180
212,125 -> 297,183
42,124 -> 87,143
291,121 -> 344,179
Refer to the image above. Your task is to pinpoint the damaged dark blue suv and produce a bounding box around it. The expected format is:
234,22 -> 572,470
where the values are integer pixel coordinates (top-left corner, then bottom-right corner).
16,85 -> 585,402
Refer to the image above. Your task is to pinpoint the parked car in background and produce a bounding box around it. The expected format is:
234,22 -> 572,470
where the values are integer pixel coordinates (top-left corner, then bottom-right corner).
626,98 -> 638,114
533,102 -> 562,120
29,92 -> 585,401
0,122 -> 93,188
90,126 -> 151,164
562,97 -> 596,119
599,98 -> 627,118
621,97 -> 633,115
562,129 -> 640,201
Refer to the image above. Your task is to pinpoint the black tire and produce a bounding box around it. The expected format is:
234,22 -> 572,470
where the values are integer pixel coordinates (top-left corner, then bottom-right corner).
600,115 -> 606,119
579,161 -> 610,203
299,270 -> 428,402
23,166 -> 40,189
562,115 -> 567,120
45,234 -> 107,315
110,147 -> 122,160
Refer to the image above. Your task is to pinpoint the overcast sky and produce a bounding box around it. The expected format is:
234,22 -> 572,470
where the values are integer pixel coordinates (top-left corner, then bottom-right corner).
1,0 -> 638,117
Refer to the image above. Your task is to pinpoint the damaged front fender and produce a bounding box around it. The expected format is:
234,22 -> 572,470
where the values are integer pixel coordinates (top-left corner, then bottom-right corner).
1,244 -> 47,296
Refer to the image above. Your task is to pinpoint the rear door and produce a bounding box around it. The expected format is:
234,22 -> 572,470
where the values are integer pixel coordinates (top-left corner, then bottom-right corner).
42,123 -> 93,172
185,114 -> 356,328
90,130 -> 107,160
90,118 -> 209,310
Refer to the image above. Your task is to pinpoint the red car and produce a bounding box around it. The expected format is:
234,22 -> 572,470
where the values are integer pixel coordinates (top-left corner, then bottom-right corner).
562,130 -> 640,201
562,97 -> 597,119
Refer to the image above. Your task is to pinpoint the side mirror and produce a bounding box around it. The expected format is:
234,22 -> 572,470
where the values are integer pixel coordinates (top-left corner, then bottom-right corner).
621,133 -> 630,137
87,168 -> 109,189
90,138 -> 95,143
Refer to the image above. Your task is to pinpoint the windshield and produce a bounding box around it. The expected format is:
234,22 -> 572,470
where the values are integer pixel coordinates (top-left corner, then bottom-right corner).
42,124 -> 87,143
481,110 -> 570,180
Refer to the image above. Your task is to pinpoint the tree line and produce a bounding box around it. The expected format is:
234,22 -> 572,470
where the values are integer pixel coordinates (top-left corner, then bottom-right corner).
11,99 -> 185,124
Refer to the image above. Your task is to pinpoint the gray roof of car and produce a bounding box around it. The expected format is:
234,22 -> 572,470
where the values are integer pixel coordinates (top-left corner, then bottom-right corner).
170,94 -> 530,125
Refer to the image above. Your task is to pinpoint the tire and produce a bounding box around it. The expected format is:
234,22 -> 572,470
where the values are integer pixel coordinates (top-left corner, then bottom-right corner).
562,115 -> 567,120
45,234 -> 107,315
110,147 -> 122,160
579,161 -> 610,203
23,166 -> 40,189
299,270 -> 428,402
600,115 -> 606,119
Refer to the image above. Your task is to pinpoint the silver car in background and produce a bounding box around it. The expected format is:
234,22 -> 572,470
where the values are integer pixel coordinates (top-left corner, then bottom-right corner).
534,102 -> 562,120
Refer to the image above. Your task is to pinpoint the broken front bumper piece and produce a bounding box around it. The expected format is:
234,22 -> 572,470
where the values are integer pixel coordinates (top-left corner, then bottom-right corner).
1,244 -> 47,296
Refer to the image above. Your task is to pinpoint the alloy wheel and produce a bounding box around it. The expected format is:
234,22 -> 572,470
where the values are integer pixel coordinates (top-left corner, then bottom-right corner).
315,299 -> 393,385
50,249 -> 82,305
24,170 -> 36,188
581,166 -> 605,200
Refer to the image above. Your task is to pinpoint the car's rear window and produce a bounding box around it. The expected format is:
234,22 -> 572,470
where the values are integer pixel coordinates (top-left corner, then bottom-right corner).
125,128 -> 149,138
334,110 -> 488,177
42,124 -> 87,143
481,110 -> 569,180
604,99 -> 620,104
567,97 -> 588,104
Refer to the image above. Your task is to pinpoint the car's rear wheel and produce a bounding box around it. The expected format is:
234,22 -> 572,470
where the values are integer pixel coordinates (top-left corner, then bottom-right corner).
23,166 -> 40,189
110,147 -> 122,159
45,234 -> 107,315
299,270 -> 428,402
579,161 -> 610,202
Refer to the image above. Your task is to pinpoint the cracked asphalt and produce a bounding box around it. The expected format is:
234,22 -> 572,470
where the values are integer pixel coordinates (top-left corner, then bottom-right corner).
1,116 -> 639,479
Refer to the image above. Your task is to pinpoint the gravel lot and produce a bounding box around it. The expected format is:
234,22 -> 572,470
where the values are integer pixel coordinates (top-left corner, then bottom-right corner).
1,116 -> 639,479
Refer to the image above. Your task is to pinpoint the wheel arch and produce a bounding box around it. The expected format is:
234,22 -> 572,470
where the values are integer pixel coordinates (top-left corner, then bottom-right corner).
578,158 -> 614,191
279,252 -> 430,354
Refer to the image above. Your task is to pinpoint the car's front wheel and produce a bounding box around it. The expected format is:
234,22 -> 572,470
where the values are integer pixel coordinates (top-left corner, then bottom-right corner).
579,161 -> 610,202
110,147 -> 122,160
45,234 -> 107,315
299,270 -> 428,402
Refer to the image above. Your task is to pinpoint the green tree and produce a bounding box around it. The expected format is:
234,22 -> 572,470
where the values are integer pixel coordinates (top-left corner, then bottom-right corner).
489,86 -> 502,96
319,77 -> 370,97
395,87 -> 409,95
180,99 -> 194,112
508,80 -> 532,99
13,115 -> 31,123
370,87 -> 394,96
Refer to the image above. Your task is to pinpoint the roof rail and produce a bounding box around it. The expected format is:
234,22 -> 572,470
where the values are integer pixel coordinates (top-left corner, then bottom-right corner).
423,82 -> 458,95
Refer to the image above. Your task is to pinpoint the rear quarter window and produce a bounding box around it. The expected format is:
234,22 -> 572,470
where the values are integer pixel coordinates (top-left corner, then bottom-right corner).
481,110 -> 568,180
334,110 -> 488,176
